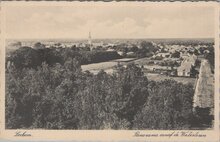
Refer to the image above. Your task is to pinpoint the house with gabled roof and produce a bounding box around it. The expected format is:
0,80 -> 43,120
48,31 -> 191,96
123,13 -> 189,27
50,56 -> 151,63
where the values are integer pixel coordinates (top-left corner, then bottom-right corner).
177,62 -> 192,77
177,54 -> 197,77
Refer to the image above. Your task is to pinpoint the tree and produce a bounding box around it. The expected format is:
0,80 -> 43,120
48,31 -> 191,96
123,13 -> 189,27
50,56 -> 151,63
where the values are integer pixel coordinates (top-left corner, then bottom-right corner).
191,107 -> 213,128
171,51 -> 180,58
190,66 -> 198,77
136,41 -> 158,58
8,46 -> 42,69
112,64 -> 149,123
133,80 -> 194,130
33,42 -> 45,49
205,45 -> 214,73
130,46 -> 138,52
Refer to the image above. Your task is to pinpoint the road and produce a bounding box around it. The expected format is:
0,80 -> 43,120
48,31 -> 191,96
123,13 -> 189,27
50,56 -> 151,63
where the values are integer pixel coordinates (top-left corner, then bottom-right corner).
193,59 -> 214,111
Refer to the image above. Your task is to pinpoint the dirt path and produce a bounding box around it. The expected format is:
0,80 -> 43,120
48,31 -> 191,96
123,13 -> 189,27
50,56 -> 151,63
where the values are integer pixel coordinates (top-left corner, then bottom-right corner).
193,59 -> 214,112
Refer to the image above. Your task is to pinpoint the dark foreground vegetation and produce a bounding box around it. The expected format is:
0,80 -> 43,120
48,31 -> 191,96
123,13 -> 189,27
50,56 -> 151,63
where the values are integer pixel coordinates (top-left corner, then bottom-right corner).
5,46 -> 213,129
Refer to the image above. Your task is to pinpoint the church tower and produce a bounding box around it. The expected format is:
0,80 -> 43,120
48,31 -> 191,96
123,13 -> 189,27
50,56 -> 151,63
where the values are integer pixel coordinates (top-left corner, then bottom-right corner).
88,32 -> 92,47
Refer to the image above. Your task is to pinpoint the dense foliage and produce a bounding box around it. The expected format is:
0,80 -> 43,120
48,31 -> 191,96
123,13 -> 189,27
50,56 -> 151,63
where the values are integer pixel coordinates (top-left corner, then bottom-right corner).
133,80 -> 194,129
6,61 -> 148,129
110,41 -> 159,58
7,46 -> 121,69
6,62 -> 206,129
5,45 -> 213,129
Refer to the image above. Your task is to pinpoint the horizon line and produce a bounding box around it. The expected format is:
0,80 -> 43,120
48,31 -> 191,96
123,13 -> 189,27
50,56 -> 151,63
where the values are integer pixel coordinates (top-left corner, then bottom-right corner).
7,37 -> 214,40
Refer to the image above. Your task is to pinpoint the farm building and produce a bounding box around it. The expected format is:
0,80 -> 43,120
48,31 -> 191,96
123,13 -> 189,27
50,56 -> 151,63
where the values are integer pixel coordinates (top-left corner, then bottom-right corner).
117,51 -> 124,56
142,64 -> 177,76
126,52 -> 135,56
177,54 -> 197,77
177,62 -> 192,77
107,48 -> 115,52
183,54 -> 197,66
153,52 -> 170,58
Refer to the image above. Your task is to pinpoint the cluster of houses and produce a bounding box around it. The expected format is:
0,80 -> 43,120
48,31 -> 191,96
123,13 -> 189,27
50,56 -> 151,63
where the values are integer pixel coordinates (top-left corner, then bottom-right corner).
150,53 -> 197,77
144,42 -> 199,77
82,34 -> 200,78
111,50 -> 197,77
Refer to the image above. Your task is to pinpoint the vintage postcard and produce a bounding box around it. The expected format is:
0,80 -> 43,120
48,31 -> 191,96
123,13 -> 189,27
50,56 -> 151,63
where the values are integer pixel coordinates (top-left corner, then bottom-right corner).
0,1 -> 219,141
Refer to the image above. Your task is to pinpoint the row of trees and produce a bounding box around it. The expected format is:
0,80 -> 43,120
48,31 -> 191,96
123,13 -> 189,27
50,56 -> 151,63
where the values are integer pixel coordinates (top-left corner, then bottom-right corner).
6,40 -> 161,70
7,46 -> 121,69
204,45 -> 215,73
160,40 -> 214,46
110,41 -> 159,58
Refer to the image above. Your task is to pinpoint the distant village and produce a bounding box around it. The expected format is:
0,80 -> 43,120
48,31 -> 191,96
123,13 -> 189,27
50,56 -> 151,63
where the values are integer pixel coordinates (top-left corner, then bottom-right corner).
7,32 -> 213,79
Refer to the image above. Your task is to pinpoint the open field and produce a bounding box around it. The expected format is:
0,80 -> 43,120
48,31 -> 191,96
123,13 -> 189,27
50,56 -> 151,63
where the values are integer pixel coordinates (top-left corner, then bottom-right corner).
81,61 -> 118,71
81,58 -> 137,72
112,58 -> 136,62
133,57 -> 152,65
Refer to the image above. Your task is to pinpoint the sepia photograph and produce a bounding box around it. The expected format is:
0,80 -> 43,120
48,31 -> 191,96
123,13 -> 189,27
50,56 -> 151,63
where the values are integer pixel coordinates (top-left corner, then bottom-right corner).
1,1 -> 218,135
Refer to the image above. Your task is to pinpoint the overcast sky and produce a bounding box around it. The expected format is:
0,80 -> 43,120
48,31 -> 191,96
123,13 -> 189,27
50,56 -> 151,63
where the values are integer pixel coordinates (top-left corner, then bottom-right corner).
5,3 -> 215,39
